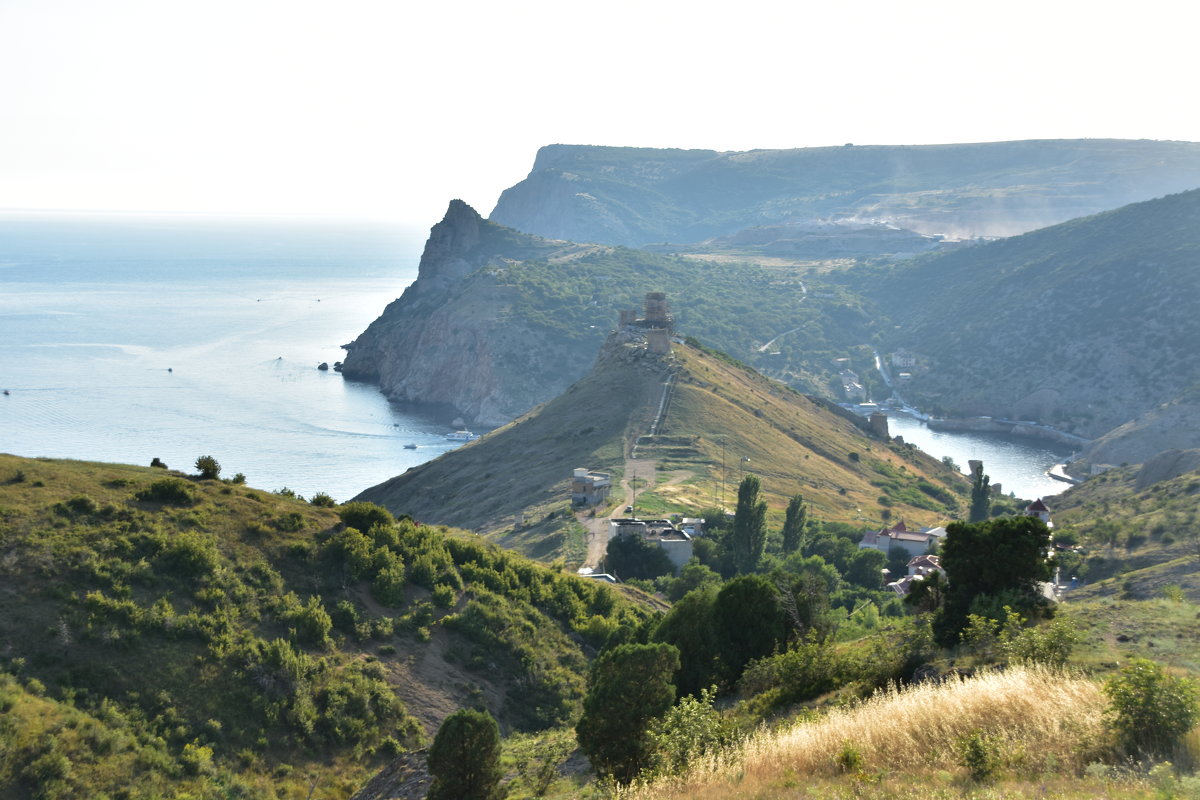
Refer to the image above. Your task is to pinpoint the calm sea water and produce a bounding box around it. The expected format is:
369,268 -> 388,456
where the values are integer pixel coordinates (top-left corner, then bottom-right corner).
0,212 -> 469,502
886,414 -> 1074,501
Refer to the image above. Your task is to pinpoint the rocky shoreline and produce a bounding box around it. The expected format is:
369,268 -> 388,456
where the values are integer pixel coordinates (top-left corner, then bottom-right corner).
925,416 -> 1090,448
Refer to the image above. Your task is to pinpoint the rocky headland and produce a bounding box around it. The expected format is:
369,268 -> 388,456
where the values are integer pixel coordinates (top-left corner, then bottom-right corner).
339,200 -> 605,426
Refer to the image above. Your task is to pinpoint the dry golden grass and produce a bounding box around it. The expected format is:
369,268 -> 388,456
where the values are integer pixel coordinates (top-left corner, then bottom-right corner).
621,666 -> 1107,800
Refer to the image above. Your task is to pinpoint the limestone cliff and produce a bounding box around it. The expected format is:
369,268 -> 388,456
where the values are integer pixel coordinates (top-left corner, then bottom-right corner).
339,200 -> 601,425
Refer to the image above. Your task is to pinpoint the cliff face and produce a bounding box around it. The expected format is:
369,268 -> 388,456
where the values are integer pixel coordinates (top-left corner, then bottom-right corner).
340,200 -> 599,425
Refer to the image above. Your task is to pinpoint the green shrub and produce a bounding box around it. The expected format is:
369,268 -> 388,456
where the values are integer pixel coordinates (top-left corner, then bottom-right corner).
136,478 -> 197,506
195,455 -> 221,480
958,730 -> 1000,781
338,501 -> 394,534
1105,658 -> 1200,759
309,492 -> 336,507
835,742 -> 863,773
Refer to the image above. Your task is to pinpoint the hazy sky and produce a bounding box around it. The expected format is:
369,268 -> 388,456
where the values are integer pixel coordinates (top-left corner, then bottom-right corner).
2,0 -> 1197,225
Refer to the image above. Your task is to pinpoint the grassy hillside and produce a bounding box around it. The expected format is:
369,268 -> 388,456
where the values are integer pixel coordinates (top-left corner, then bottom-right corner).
355,336 -> 966,559
0,454 -> 650,799
859,189 -> 1200,442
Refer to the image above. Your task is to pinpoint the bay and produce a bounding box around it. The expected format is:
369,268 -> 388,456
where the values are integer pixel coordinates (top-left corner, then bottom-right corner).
886,413 -> 1075,501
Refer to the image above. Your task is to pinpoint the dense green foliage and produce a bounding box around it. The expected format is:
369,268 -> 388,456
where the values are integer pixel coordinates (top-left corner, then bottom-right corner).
934,517 -> 1054,645
576,643 -> 681,783
604,533 -> 675,581
0,455 -> 648,797
428,709 -> 504,800
781,494 -> 807,555
1104,658 -> 1200,760
729,476 -> 767,574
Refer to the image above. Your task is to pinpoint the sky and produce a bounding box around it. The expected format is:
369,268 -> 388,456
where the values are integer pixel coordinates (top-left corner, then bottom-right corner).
2,0 -> 1198,226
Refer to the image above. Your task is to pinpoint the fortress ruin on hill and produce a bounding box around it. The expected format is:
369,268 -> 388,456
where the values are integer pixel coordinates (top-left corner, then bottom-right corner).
617,291 -> 675,354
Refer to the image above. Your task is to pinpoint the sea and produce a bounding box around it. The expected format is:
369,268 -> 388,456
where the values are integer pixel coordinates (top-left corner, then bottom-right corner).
1,211 -> 1073,505
0,211 -> 466,502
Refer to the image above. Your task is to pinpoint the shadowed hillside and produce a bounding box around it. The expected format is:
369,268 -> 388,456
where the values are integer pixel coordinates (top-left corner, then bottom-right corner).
860,188 -> 1200,450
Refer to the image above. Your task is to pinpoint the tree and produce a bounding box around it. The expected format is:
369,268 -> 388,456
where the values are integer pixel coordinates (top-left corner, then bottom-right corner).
729,475 -> 767,574
969,462 -> 990,523
653,586 -> 721,698
934,516 -> 1053,645
713,575 -> 788,685
845,547 -> 886,589
1104,658 -> 1200,760
904,569 -> 947,614
427,708 -> 504,800
576,642 -> 680,783
605,533 -> 675,580
781,494 -> 807,554
194,455 -> 221,480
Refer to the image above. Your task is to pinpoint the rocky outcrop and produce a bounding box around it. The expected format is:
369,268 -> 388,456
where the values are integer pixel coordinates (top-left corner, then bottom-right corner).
1080,393 -> 1200,473
339,201 -> 599,426
1135,449 -> 1200,490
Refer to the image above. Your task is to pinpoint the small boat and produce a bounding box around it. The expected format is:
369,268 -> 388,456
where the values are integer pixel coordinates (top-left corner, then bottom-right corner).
444,430 -> 480,441
403,443 -> 418,450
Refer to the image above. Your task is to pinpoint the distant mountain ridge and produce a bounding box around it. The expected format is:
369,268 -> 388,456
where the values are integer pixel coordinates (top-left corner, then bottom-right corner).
490,139 -> 1200,246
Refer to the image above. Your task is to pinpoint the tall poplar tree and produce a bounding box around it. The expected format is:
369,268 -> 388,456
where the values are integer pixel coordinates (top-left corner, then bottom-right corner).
781,493 -> 807,554
969,462 -> 991,523
730,475 -> 767,574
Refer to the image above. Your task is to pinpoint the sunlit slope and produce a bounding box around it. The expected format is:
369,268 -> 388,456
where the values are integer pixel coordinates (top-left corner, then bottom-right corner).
355,338 -> 965,559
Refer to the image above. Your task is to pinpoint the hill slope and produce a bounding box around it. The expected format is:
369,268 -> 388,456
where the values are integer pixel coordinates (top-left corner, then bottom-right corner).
0,454 -> 649,798
490,140 -> 1200,246
354,335 -> 965,559
861,188 -> 1200,445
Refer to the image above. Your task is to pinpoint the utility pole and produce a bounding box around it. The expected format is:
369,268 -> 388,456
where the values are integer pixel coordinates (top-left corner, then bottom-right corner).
720,437 -> 726,510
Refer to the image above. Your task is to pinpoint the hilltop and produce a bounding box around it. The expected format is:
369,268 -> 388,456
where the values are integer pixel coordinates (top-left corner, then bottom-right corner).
490,139 -> 1200,247
354,330 -> 965,561
859,188 -> 1200,451
0,453 -> 651,798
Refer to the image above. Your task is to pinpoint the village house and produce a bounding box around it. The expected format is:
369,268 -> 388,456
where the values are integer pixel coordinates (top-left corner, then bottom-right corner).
571,467 -> 611,507
885,554 -> 945,595
1024,498 -> 1053,527
858,520 -> 946,558
891,350 -> 916,369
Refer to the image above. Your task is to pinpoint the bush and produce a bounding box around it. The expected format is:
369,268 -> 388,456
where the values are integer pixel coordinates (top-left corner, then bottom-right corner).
958,730 -> 1000,781
194,455 -> 221,480
427,708 -> 503,800
338,502 -> 394,534
135,478 -> 197,506
1104,658 -> 1200,759
309,492 -> 336,507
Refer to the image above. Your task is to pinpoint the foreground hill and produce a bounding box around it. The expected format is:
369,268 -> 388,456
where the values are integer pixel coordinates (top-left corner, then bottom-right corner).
341,200 -> 876,427
861,188 -> 1200,448
355,334 -> 965,559
0,454 -> 649,798
490,139 -> 1200,246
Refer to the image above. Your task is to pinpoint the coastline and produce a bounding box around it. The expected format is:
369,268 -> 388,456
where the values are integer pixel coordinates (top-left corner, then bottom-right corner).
924,416 -> 1090,449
